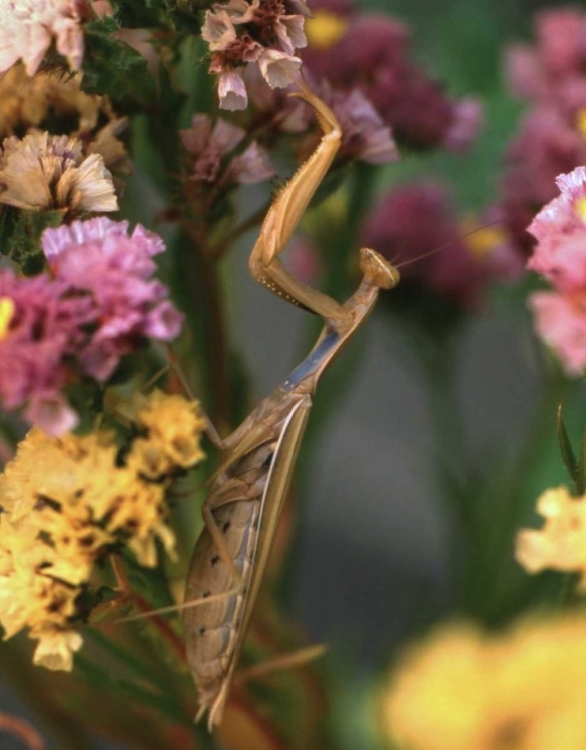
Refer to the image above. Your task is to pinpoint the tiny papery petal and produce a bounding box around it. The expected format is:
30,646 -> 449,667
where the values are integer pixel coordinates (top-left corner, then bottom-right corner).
556,165 -> 586,200
229,142 -> 275,183
25,394 -> 79,436
33,630 -> 83,671
258,49 -> 302,88
218,70 -> 248,110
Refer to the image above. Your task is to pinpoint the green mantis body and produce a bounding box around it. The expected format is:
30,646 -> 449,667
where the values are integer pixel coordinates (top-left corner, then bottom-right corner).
183,84 -> 399,729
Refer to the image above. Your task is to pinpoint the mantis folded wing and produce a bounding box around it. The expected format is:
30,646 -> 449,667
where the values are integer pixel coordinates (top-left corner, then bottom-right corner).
183,82 -> 400,730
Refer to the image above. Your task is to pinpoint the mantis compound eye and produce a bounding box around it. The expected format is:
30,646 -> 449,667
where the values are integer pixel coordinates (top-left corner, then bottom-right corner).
359,247 -> 400,289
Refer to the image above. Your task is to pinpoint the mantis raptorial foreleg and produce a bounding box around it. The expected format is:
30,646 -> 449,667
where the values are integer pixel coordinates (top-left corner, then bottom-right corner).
248,85 -> 350,325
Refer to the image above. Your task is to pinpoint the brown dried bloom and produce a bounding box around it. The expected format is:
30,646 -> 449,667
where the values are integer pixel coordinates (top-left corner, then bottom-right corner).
202,0 -> 310,110
0,131 -> 118,213
0,66 -> 132,175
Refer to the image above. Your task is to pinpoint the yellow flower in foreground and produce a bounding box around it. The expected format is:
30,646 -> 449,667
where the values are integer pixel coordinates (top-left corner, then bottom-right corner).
516,486 -> 586,588
0,391 -> 206,671
380,616 -> 586,750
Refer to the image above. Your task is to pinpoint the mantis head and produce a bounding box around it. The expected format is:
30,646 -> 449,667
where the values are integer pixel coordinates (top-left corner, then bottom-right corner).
359,247 -> 400,290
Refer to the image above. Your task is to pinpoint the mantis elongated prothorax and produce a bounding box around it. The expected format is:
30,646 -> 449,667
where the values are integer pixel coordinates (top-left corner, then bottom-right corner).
181,81 -> 399,730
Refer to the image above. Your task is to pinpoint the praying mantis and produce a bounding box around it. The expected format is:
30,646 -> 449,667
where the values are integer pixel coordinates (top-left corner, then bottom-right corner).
181,82 -> 400,729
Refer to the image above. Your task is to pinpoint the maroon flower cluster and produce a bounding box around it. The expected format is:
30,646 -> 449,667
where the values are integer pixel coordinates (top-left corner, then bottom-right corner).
498,8 -> 586,257
0,218 -> 183,434
302,0 -> 482,152
362,183 -> 494,308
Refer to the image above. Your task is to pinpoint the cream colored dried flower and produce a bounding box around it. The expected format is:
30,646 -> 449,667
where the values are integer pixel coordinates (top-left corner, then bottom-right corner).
0,131 -> 118,212
516,486 -> 586,588
0,0 -> 87,77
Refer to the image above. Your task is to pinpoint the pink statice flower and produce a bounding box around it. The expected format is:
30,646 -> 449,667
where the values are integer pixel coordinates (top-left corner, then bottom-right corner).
202,0 -> 310,110
302,7 -> 482,152
362,183 -> 497,308
0,270 -> 94,434
179,114 -> 275,185
527,166 -> 586,290
0,0 -> 90,77
530,291 -> 586,375
507,8 -> 586,116
42,218 -> 183,381
497,9 -> 586,261
526,166 -> 586,376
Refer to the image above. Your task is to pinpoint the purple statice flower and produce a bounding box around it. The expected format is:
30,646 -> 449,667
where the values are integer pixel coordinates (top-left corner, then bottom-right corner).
179,114 -> 275,186
42,218 -> 183,381
202,0 -> 310,110
0,270 -> 94,434
317,81 -> 398,165
302,6 -> 482,152
362,183 -> 489,308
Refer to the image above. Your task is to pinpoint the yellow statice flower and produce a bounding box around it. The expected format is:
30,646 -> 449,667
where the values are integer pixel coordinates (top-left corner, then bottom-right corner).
516,486 -> 586,588
126,390 -> 207,479
0,392 -> 206,671
380,615 -> 586,750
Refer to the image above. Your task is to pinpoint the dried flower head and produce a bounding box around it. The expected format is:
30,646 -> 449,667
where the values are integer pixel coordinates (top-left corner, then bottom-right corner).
381,615 -> 586,750
0,0 -> 89,77
0,131 -> 118,213
180,114 -> 275,186
0,392 -> 206,671
0,66 -> 132,178
202,0 -> 310,110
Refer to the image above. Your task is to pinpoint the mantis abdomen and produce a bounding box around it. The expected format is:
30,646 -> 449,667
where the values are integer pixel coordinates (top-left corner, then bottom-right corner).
183,440 -> 276,711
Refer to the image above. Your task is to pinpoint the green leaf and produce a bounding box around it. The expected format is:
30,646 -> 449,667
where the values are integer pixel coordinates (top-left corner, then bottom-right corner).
557,403 -> 578,488
578,427 -> 586,495
165,0 -> 204,34
112,0 -> 167,28
0,207 -> 64,274
81,19 -> 156,105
